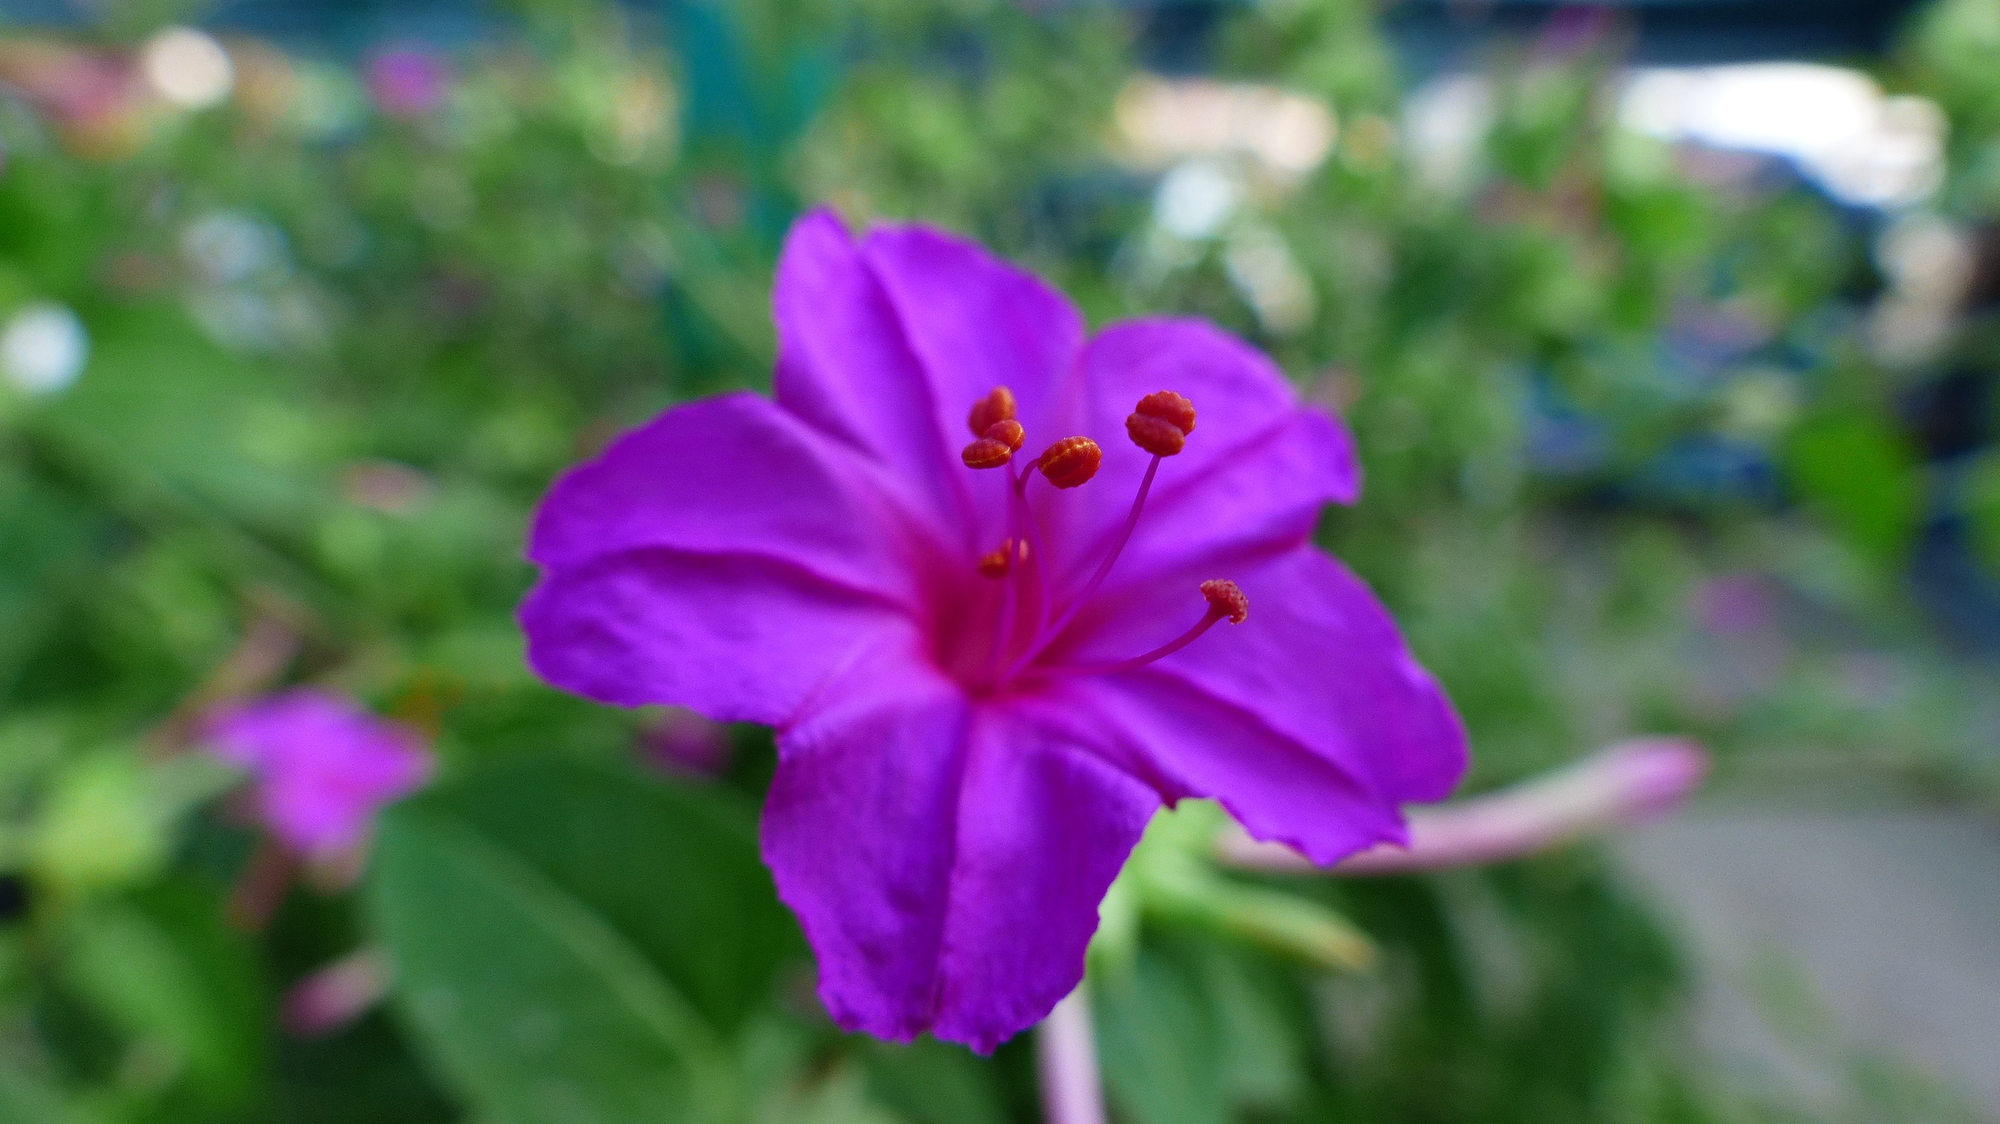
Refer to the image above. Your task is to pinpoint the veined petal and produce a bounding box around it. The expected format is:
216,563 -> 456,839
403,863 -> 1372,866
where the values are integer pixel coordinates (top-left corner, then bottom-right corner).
1048,545 -> 1466,863
772,210 -> 978,544
763,643 -> 1156,1052
1053,319 -> 1358,594
859,224 -> 1086,461
519,548 -> 911,724
527,390 -> 930,606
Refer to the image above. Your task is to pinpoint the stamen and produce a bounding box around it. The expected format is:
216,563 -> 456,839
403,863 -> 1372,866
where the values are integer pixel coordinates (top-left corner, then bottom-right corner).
962,434 -> 1014,469
978,543 -> 1013,579
1011,463 -> 1054,629
1004,392 -> 1198,678
1037,437 -> 1102,489
1125,390 -> 1196,457
985,418 -> 1025,452
968,386 -> 1017,436
1200,578 -> 1249,623
1042,581 -> 1247,677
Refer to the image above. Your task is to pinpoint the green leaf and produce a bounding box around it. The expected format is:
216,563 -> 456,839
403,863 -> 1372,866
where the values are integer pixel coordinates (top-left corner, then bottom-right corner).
393,763 -> 799,1032
1784,412 -> 1922,566
1095,950 -> 1227,1124
61,879 -> 269,1108
369,763 -> 801,1124
859,1037 -> 1006,1124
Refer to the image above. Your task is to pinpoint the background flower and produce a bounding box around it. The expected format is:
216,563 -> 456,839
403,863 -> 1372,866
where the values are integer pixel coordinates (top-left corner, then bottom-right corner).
203,688 -> 433,859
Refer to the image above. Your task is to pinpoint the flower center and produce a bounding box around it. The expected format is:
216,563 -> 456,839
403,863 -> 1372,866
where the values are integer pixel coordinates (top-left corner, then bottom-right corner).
956,386 -> 1245,692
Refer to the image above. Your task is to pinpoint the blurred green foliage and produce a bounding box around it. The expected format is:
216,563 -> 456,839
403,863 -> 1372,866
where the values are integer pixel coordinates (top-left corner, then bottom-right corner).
0,0 -> 1996,1122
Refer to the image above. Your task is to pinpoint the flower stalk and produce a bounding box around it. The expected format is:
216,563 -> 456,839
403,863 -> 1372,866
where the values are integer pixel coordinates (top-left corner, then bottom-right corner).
1036,988 -> 1106,1124
1217,738 -> 1709,875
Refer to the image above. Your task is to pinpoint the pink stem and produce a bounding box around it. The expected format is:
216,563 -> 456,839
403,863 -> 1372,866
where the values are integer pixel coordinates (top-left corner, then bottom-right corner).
1216,738 -> 1710,875
1037,987 -> 1107,1124
283,947 -> 390,1037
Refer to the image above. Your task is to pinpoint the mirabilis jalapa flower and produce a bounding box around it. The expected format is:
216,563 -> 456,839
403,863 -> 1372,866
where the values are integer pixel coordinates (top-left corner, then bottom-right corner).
203,688 -> 433,860
520,209 -> 1468,1051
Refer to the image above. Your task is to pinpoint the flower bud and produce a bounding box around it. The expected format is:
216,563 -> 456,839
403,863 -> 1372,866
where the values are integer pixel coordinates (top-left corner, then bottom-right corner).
1038,437 -> 1102,489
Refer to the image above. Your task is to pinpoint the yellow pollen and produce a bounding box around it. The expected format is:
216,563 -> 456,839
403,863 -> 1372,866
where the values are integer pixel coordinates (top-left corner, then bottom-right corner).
1037,436 -> 1102,489
1200,579 -> 1249,624
967,386 -> 1017,436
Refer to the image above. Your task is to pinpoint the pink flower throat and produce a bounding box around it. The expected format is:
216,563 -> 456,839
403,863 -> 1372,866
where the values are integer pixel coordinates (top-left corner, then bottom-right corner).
955,386 -> 1248,694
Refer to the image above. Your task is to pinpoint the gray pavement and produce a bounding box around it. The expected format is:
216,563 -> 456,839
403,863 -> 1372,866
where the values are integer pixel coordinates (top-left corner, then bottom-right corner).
1616,808 -> 2000,1120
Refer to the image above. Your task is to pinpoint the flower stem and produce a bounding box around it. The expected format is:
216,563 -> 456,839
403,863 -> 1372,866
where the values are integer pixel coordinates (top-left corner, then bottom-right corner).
1037,987 -> 1106,1124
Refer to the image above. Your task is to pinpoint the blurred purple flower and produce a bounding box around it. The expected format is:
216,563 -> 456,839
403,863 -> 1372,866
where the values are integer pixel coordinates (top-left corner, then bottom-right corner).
203,689 -> 432,859
1693,572 -> 1775,635
519,208 -> 1466,1051
364,48 -> 448,118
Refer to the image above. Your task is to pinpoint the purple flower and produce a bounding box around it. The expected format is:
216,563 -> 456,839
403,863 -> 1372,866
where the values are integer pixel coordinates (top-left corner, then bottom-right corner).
203,689 -> 432,859
520,209 -> 1466,1050
364,48 -> 447,118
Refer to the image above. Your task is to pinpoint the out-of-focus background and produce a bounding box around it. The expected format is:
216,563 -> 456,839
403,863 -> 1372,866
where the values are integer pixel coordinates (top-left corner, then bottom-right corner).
0,1 -> 1996,1122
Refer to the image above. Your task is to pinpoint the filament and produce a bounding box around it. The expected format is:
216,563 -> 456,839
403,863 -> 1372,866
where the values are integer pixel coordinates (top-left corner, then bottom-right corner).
1039,606 -> 1225,678
1003,455 -> 1160,678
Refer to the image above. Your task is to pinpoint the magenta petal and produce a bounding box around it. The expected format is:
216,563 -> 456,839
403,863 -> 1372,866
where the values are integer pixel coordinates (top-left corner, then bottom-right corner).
1053,545 -> 1467,862
1051,674 -> 1410,866
858,224 -> 1085,452
1056,319 -> 1359,591
527,391 -> 931,604
772,209 -> 978,543
521,549 -> 909,723
763,646 -> 1157,1052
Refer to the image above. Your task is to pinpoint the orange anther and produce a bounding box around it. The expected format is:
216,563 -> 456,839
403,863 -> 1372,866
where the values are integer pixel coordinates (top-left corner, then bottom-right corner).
962,436 -> 1013,470
984,418 -> 1025,451
978,543 -> 1013,579
1037,436 -> 1102,489
1200,579 -> 1248,624
1127,391 -> 1196,457
1126,414 -> 1185,457
968,386 -> 1018,436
